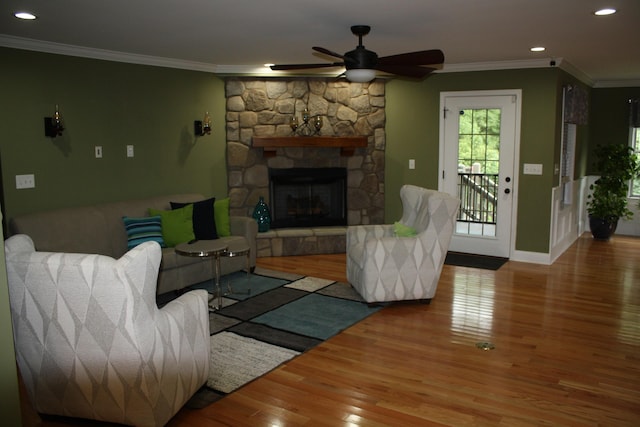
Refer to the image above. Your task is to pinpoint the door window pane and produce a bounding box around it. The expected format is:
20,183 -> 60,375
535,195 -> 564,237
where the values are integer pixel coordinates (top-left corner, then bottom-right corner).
457,108 -> 501,237
631,127 -> 640,197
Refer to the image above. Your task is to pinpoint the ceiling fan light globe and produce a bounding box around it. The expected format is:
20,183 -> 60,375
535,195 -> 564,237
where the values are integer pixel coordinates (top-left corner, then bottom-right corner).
345,69 -> 376,82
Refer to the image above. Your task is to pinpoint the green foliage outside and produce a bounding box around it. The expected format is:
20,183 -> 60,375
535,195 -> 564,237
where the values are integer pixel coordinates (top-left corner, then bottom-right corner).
458,108 -> 501,175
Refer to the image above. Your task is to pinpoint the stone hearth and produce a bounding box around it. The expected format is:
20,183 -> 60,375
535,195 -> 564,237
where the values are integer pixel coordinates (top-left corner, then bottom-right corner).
256,227 -> 346,257
224,78 -> 386,256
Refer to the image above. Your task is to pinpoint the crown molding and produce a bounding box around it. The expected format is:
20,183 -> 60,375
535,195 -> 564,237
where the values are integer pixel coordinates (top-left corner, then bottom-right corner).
439,58 -> 555,73
592,79 -> 640,88
438,57 -> 596,87
0,34 -> 218,72
552,59 -> 639,88
554,58 -> 594,87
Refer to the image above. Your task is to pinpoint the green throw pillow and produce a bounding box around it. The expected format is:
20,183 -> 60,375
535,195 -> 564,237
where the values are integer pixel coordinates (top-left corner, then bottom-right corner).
214,197 -> 231,237
170,197 -> 217,240
394,221 -> 417,237
149,204 -> 195,247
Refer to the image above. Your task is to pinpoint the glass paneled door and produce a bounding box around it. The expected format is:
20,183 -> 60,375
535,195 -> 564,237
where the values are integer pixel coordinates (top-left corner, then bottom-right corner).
439,91 -> 521,258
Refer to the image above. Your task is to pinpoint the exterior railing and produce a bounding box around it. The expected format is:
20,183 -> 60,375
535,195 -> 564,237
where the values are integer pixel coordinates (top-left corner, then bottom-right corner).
457,173 -> 498,224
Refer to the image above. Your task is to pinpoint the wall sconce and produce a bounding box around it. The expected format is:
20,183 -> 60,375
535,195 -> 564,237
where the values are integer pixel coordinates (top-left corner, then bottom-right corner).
44,104 -> 64,138
194,111 -> 212,136
290,107 -> 323,136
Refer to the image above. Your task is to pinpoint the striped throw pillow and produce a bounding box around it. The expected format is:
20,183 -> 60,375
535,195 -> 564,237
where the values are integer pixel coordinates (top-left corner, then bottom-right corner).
123,215 -> 165,249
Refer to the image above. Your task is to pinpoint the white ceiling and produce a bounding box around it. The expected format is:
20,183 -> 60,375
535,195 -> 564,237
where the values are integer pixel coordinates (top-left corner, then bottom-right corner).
1,0 -> 639,87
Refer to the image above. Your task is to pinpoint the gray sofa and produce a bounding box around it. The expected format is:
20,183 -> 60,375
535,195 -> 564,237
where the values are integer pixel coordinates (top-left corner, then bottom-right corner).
8,193 -> 258,295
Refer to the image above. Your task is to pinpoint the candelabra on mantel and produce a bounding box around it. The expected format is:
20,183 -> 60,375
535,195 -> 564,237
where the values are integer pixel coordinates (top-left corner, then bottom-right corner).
290,107 -> 323,136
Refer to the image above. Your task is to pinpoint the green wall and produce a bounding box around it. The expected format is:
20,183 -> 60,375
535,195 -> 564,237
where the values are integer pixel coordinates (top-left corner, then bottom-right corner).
0,210 -> 20,424
589,86 -> 640,174
386,68 -> 561,254
0,47 -> 227,222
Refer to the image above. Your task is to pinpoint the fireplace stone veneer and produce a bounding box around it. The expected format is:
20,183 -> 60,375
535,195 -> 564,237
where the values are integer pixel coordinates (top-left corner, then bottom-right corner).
225,78 -> 386,256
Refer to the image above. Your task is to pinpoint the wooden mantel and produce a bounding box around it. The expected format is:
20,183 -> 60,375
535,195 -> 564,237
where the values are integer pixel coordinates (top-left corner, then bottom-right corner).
252,136 -> 367,157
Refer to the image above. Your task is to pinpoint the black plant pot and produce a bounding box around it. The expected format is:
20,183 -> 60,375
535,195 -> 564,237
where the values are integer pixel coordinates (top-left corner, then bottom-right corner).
589,216 -> 619,241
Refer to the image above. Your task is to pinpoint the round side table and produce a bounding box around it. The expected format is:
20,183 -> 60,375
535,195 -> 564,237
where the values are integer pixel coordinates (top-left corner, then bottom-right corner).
222,239 -> 252,295
175,239 -> 228,310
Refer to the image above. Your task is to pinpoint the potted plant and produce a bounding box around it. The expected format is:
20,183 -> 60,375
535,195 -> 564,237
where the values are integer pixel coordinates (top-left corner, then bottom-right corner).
586,144 -> 639,240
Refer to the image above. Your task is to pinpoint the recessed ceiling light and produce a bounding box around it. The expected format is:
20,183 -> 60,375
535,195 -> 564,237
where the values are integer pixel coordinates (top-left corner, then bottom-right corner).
14,11 -> 37,20
594,8 -> 616,16
530,47 -> 546,52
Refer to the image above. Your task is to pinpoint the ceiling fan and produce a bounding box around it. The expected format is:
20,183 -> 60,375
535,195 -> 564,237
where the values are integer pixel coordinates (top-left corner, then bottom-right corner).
270,25 -> 444,82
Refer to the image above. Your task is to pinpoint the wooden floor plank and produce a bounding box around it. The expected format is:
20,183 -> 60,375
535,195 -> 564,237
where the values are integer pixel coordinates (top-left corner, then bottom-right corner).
20,234 -> 640,426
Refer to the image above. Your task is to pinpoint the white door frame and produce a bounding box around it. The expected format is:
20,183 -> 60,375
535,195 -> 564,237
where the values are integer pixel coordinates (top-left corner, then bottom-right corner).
438,89 -> 522,258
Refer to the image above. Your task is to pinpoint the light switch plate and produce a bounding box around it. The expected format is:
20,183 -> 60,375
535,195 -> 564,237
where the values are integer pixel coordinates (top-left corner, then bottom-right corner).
126,145 -> 134,158
16,174 -> 35,189
409,159 -> 415,170
523,163 -> 543,175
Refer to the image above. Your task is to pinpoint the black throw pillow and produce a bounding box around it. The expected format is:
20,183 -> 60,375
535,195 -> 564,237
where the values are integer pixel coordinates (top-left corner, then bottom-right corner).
170,197 -> 218,240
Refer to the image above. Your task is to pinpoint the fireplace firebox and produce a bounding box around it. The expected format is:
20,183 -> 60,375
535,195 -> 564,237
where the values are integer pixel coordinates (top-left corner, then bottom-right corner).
269,168 -> 347,229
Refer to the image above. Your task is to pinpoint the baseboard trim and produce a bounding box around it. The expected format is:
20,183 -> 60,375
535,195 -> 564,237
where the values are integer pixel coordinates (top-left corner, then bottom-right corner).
509,250 -> 552,265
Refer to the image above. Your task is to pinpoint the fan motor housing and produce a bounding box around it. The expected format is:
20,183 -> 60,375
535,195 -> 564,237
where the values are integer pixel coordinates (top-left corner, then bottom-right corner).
345,47 -> 378,70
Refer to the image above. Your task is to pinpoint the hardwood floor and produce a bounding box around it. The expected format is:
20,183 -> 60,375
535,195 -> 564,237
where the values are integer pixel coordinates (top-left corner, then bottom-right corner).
21,234 -> 640,426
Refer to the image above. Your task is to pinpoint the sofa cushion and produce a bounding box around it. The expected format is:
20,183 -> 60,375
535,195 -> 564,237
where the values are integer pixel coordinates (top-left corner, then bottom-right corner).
171,197 -> 218,240
214,198 -> 231,237
123,215 -> 165,249
149,205 -> 195,247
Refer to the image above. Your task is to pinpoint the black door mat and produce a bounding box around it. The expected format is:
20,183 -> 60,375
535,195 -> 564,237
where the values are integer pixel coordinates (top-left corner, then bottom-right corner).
444,252 -> 508,270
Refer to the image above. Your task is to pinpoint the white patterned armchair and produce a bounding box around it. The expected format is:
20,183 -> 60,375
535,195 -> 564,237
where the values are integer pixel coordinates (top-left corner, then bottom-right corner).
4,234 -> 210,426
347,185 -> 460,303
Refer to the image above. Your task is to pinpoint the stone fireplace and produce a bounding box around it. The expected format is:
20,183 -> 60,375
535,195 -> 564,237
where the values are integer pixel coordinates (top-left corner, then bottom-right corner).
224,78 -> 386,256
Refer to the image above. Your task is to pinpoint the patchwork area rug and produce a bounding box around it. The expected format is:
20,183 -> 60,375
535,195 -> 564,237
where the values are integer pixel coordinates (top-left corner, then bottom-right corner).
183,268 -> 382,406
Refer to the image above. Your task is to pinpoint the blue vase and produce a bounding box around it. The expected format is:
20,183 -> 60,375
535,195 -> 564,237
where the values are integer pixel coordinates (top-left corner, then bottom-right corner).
252,196 -> 271,232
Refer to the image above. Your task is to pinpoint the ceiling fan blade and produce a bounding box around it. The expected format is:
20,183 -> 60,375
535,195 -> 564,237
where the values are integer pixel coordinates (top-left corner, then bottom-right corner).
377,49 -> 444,66
374,64 -> 437,79
313,47 -> 359,67
270,62 -> 344,71
312,46 -> 346,59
